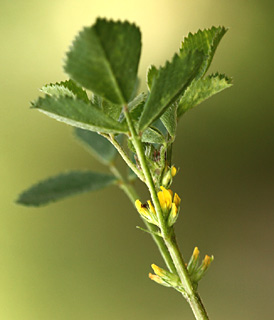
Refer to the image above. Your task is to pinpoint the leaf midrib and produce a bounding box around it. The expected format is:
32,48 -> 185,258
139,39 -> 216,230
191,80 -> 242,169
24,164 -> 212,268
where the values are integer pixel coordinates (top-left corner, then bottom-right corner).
93,27 -> 126,105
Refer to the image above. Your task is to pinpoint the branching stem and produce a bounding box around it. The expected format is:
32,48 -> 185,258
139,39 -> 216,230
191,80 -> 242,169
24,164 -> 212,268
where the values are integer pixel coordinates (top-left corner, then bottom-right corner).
123,105 -> 209,320
100,133 -> 145,182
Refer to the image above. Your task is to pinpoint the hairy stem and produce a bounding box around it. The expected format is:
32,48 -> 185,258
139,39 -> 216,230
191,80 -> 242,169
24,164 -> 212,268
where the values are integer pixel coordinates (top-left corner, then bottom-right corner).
100,133 -> 145,183
123,105 -> 209,320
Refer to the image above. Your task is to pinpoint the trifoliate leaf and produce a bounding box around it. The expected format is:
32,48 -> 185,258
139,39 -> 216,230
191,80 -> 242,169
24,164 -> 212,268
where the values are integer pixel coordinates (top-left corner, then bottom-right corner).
141,127 -> 165,144
147,65 -> 158,91
177,73 -> 232,116
64,18 -> 141,105
74,128 -> 119,165
16,171 -> 118,206
32,95 -> 128,134
160,104 -> 177,137
181,26 -> 227,77
139,50 -> 204,131
40,79 -> 89,103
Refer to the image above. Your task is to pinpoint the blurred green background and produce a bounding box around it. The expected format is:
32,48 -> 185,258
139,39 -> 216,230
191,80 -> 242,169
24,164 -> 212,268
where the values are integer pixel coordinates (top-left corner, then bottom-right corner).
1,0 -> 273,319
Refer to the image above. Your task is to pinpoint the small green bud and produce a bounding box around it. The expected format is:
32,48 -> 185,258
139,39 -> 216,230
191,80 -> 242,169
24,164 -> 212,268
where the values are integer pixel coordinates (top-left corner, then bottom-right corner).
192,255 -> 214,283
161,166 -> 177,188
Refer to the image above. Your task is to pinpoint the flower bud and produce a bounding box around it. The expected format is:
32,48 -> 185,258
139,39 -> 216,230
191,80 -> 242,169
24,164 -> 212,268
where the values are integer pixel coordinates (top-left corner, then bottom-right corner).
149,264 -> 182,289
161,166 -> 177,188
187,247 -> 200,274
187,247 -> 214,286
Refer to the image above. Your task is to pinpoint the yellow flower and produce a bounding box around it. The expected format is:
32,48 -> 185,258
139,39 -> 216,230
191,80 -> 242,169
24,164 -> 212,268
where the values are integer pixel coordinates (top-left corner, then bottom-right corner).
135,199 -> 150,218
135,199 -> 158,226
158,186 -> 173,212
157,186 -> 181,226
173,193 -> 181,207
136,186 -> 181,227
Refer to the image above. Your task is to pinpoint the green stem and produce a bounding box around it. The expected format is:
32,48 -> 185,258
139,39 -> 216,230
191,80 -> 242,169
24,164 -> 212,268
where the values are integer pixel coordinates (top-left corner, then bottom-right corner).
166,137 -> 174,168
123,105 -> 209,320
165,232 -> 209,319
109,164 -> 176,274
123,106 -> 168,237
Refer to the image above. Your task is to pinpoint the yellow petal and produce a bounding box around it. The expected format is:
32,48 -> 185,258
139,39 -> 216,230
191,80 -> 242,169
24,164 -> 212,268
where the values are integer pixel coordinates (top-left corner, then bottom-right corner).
168,189 -> 173,198
202,255 -> 212,269
147,200 -> 156,215
157,190 -> 166,211
173,193 -> 181,207
171,166 -> 177,177
135,199 -> 142,212
159,186 -> 172,210
193,247 -> 200,260
151,264 -> 164,277
171,203 -> 178,218
149,273 -> 164,284
135,199 -> 149,217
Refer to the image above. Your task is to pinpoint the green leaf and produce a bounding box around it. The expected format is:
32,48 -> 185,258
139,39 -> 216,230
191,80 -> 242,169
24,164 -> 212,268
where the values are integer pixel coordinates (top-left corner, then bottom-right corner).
152,118 -> 168,136
90,93 -> 102,108
74,128 -> 118,165
129,101 -> 145,122
101,100 -> 123,121
128,92 -> 147,111
141,127 -> 165,144
90,94 -> 123,121
160,104 -> 177,137
64,18 -> 141,105
177,73 -> 232,116
32,95 -> 128,134
40,79 -> 89,103
139,50 -> 204,131
147,65 -> 158,91
16,171 -> 118,206
181,26 -> 227,77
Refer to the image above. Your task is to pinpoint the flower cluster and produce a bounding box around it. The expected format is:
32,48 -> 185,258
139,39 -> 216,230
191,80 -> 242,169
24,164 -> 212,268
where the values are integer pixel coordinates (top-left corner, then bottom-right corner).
186,247 -> 214,288
135,185 -> 181,227
149,247 -> 214,292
